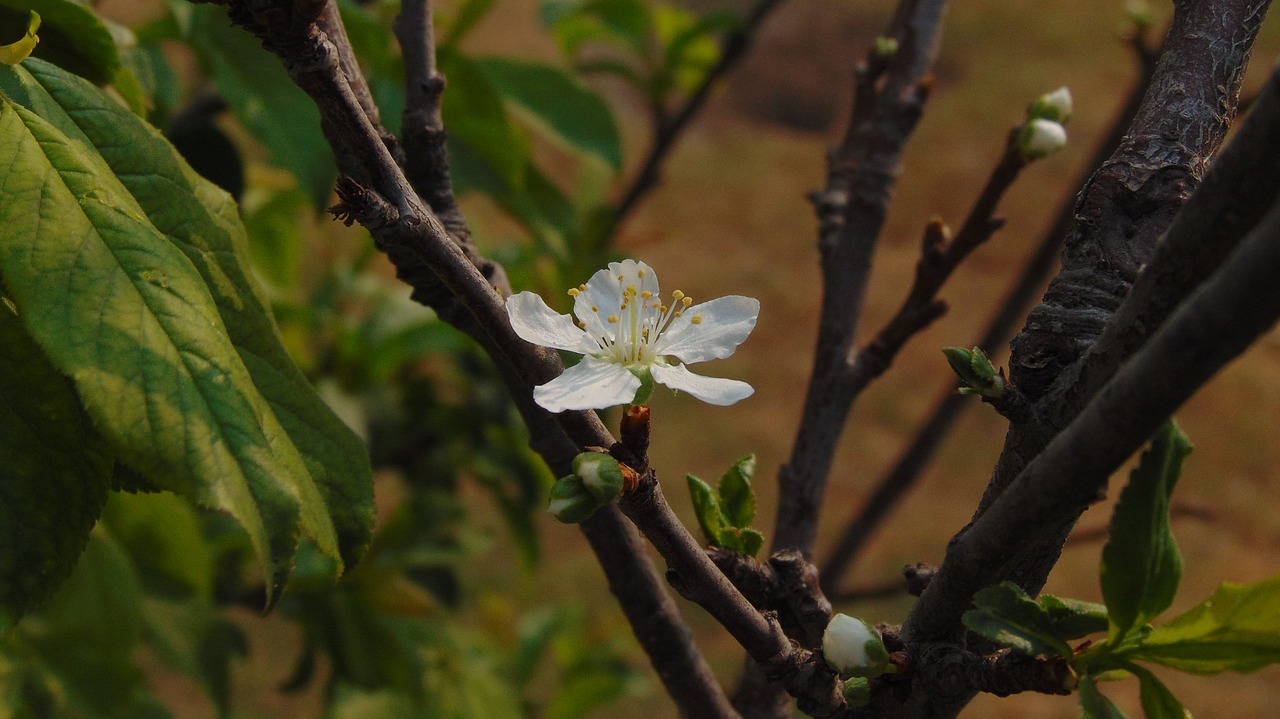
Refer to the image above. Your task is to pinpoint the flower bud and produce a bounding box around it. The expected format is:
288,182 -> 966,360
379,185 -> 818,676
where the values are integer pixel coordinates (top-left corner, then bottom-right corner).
573,452 -> 625,503
547,475 -> 600,524
1028,86 -> 1072,124
823,614 -> 891,678
1017,118 -> 1067,161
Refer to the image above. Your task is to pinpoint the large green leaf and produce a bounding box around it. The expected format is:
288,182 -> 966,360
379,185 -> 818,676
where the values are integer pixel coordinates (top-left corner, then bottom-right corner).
0,59 -> 373,597
1127,574 -> 1280,674
439,50 -> 530,191
475,57 -> 621,170
1101,421 -> 1192,642
0,299 -> 112,627
183,5 -> 337,208
962,582 -> 1073,658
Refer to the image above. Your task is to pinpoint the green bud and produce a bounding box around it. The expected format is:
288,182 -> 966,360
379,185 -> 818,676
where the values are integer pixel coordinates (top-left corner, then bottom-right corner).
872,36 -> 899,59
842,676 -> 872,707
942,346 -> 1006,400
547,475 -> 600,524
572,452 -> 626,504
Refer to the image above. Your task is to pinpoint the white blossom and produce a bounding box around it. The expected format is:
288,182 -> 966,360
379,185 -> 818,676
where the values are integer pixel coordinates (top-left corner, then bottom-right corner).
506,260 -> 758,413
823,614 -> 890,677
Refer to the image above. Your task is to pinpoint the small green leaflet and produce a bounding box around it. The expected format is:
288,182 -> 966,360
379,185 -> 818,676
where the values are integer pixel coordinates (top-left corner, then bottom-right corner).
685,455 -> 763,558
1124,664 -> 1191,719
1101,421 -> 1192,642
1078,676 -> 1131,719
962,582 -> 1074,658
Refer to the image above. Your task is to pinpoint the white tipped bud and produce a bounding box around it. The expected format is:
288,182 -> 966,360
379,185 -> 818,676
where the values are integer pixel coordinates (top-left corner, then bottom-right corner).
823,614 -> 891,678
1018,119 -> 1068,161
1029,86 -> 1073,124
573,451 -> 625,504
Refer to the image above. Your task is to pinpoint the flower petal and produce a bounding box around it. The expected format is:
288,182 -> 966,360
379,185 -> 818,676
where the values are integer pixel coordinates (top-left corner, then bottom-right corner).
506,291 -> 595,354
656,296 -> 759,364
650,363 -> 753,406
534,356 -> 642,412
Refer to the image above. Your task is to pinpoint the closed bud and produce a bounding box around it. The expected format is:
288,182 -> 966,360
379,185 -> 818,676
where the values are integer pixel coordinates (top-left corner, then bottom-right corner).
1018,118 -> 1068,161
823,614 -> 891,678
573,451 -> 626,503
1028,86 -> 1072,124
547,475 -> 600,524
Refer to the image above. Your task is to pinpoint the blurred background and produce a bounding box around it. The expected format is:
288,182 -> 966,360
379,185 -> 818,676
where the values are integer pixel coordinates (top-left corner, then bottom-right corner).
28,0 -> 1280,716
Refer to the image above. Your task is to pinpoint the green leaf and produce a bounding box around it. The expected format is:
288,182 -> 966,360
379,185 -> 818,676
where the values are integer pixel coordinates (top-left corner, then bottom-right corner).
717,454 -> 756,528
1040,594 -> 1110,640
652,5 -> 735,96
0,59 -> 374,597
1102,421 -> 1192,642
737,528 -> 764,558
183,5 -> 336,207
686,473 -> 725,545
439,50 -> 530,191
140,596 -> 246,716
1079,675 -> 1131,719
542,0 -> 651,56
0,298 -> 113,626
21,529 -> 148,717
0,0 -> 117,83
441,0 -> 498,48
962,582 -> 1073,658
475,57 -> 622,170
490,161 -> 578,257
1127,574 -> 1280,674
1124,664 -> 1190,719
100,490 -> 213,597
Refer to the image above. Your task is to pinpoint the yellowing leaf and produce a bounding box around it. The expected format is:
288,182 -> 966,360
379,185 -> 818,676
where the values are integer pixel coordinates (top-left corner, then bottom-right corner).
0,10 -> 38,65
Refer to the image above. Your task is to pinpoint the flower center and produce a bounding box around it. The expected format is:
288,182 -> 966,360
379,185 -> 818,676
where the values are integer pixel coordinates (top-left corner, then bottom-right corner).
567,268 -> 700,366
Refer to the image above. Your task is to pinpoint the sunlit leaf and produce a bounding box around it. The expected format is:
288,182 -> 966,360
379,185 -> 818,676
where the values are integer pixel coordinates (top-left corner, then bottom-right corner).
1127,574 -> 1280,674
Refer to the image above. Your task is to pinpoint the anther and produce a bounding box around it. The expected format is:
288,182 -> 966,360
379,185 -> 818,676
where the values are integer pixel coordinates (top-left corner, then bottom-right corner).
692,316 -> 703,325
568,288 -> 580,296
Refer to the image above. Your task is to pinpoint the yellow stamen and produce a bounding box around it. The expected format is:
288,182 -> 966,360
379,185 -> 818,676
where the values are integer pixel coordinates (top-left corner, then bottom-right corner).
691,316 -> 703,325
607,315 -> 619,323
568,288 -> 580,296
682,297 -> 693,307
641,290 -> 653,299
672,290 -> 685,301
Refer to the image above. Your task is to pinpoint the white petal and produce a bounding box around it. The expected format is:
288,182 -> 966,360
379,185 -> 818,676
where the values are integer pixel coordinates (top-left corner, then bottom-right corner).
657,296 -> 759,364
507,292 -> 595,353
576,266 -> 625,342
534,356 -> 641,412
650,363 -> 753,406
608,259 -> 661,300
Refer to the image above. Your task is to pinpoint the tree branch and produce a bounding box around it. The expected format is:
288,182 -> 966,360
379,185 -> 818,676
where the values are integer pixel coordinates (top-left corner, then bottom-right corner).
818,31 -> 1160,592
214,4 -> 741,715
773,0 -> 947,559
